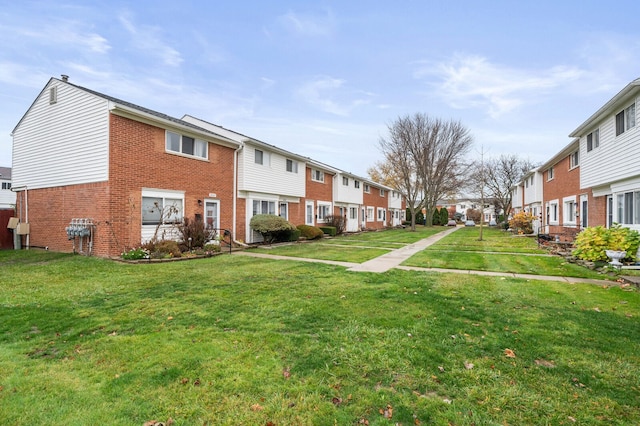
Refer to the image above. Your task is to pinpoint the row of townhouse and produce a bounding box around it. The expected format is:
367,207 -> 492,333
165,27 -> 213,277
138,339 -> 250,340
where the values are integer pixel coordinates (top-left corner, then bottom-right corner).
511,78 -> 640,239
9,76 -> 405,257
0,167 -> 15,209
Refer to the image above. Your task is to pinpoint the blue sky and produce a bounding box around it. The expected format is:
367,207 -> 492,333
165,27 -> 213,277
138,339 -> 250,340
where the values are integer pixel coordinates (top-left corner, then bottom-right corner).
1,1 -> 640,177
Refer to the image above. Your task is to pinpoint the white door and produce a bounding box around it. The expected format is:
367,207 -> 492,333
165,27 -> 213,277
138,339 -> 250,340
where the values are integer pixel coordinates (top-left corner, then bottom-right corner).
205,200 -> 219,240
306,201 -> 314,225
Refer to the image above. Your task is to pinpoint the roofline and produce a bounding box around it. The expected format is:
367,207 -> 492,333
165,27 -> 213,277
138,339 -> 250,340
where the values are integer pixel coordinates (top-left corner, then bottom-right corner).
569,78 -> 640,137
539,138 -> 579,170
110,105 -> 239,148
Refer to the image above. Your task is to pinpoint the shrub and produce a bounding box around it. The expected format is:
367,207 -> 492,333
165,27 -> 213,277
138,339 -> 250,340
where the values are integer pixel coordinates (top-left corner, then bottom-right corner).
177,216 -> 208,248
144,239 -> 182,259
432,209 -> 442,226
319,226 -> 337,236
203,243 -> 222,254
324,214 -> 346,234
440,207 -> 449,225
508,211 -> 535,234
574,225 -> 640,262
250,214 -> 296,244
297,224 -> 324,240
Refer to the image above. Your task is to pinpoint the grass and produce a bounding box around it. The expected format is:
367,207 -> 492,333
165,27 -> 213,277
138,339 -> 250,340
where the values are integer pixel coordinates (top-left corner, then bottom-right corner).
0,249 -> 639,425
403,227 -> 612,279
261,226 -> 444,263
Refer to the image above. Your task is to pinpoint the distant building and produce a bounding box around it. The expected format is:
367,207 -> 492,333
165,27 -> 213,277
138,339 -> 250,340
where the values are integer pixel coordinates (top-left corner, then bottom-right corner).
0,167 -> 15,209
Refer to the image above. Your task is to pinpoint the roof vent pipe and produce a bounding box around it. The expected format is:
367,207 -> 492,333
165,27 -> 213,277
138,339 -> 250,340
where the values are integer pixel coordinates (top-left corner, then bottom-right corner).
61,74 -> 69,82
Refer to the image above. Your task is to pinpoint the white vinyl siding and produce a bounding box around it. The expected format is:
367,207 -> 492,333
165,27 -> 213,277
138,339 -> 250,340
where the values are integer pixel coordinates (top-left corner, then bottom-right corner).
333,173 -> 363,205
237,143 -> 305,197
580,95 -> 640,189
12,80 -> 109,189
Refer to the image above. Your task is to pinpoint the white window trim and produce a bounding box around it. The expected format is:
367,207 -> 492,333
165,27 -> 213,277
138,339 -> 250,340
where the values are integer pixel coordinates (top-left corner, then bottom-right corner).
317,201 -> 331,222
166,131 -> 208,160
286,159 -> 298,173
547,167 -> 554,181
366,207 -> 374,222
569,151 -> 579,170
363,183 -> 370,193
312,169 -> 325,183
549,199 -> 559,225
377,207 -> 386,222
563,196 -> 577,225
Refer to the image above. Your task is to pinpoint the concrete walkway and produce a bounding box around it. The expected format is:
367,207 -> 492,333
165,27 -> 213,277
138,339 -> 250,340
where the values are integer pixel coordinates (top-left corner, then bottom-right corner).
233,227 -> 616,285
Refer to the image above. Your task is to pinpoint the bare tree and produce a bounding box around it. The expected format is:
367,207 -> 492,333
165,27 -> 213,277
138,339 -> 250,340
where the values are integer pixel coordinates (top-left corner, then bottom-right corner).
410,114 -> 472,226
467,154 -> 536,221
375,119 -> 422,230
377,113 -> 472,229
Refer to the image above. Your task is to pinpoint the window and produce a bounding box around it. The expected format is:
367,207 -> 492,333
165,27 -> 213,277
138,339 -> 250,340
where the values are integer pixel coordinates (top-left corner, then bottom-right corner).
363,183 -> 370,193
285,159 -> 298,173
349,207 -> 358,219
354,180 -> 360,189
380,189 -> 385,197
587,129 -> 599,152
1,182 -> 10,190
253,200 -> 276,215
548,201 -> 559,224
142,196 -> 183,225
547,167 -> 554,181
366,207 -> 374,221
570,151 -> 579,168
317,203 -> 330,221
279,202 -> 288,219
166,131 -> 207,159
563,197 -> 576,225
616,103 -> 636,136
312,169 -> 324,182
255,149 -> 264,165
614,191 -> 640,225
377,208 -> 386,221
342,176 -> 349,186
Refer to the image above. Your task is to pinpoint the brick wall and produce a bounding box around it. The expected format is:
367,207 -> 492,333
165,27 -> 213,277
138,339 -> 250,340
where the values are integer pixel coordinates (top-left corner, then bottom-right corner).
302,167 -> 334,226
14,182 -> 110,254
108,114 -> 236,255
363,184 -> 388,229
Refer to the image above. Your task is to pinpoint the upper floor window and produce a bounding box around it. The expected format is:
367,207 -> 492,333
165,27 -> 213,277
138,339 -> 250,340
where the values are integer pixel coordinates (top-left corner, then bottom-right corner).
547,167 -> 554,181
363,183 -> 370,193
354,180 -> 360,189
166,131 -> 207,159
255,149 -> 263,165
312,169 -> 324,182
570,151 -> 579,169
587,128 -> 599,152
379,189 -> 385,197
616,103 -> 636,136
1,182 -> 11,190
342,176 -> 349,186
286,159 -> 298,173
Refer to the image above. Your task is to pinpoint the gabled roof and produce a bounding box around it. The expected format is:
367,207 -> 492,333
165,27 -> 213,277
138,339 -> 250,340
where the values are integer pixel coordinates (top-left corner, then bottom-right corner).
569,78 -> 640,137
539,138 -> 579,170
0,167 -> 11,180
12,77 -> 239,147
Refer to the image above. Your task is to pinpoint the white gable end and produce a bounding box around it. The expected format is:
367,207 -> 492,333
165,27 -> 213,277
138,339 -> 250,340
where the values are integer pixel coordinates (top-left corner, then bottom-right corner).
12,80 -> 110,189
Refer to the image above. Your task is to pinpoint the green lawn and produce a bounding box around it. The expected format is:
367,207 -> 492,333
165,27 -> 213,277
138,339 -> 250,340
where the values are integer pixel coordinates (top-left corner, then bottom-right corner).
1,250 -> 639,425
402,227 -> 611,279
261,226 -> 444,262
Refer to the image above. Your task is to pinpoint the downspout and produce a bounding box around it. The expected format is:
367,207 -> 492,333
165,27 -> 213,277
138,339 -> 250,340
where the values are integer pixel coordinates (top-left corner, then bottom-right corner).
11,185 -> 28,249
232,142 -> 245,246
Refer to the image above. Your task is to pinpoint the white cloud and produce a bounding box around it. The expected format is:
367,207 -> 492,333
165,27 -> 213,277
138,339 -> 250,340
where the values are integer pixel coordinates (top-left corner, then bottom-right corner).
415,54 -> 583,118
278,9 -> 336,37
118,12 -> 182,67
296,76 -> 372,116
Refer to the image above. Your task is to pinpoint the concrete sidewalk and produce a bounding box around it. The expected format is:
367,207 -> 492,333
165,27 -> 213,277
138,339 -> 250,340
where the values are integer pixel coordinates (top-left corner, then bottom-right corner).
347,225 -> 461,272
233,227 -> 616,285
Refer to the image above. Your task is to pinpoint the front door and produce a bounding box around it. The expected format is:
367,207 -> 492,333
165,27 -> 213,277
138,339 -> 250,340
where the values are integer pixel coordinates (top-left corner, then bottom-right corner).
205,200 -> 219,240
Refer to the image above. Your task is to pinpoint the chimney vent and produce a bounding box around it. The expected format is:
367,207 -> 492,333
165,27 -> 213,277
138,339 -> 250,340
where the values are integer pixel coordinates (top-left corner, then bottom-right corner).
61,74 -> 69,82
